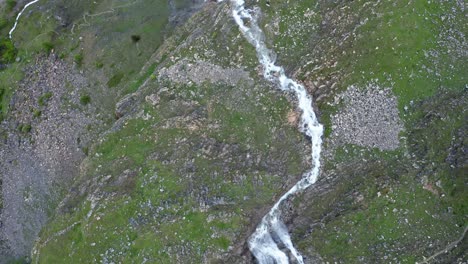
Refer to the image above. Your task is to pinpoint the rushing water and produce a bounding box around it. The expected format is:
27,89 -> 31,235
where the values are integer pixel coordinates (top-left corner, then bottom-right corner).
230,0 -> 324,263
9,0 -> 41,39
8,0 -> 322,262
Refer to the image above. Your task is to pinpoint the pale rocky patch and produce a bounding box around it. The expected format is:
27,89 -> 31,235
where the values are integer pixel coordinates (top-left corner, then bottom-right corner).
330,83 -> 404,151
287,109 -> 299,127
158,59 -> 252,86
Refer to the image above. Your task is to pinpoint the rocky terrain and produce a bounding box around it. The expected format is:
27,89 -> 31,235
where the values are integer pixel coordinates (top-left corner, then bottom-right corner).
0,54 -> 105,260
0,0 -> 466,263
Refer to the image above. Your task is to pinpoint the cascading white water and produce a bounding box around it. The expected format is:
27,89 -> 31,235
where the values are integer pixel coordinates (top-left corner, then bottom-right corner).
8,0 -> 321,262
230,0 -> 324,263
9,0 -> 41,39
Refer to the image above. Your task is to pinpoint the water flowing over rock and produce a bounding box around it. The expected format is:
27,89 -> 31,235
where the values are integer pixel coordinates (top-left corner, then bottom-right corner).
230,0 -> 324,263
1,0 -> 465,262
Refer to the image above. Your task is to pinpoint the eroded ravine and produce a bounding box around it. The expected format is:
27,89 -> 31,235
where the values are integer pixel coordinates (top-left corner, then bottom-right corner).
229,0 -> 324,263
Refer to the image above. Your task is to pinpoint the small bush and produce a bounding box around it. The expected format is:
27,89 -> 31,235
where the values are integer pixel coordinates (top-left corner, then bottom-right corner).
18,123 -> 31,133
95,61 -> 104,69
33,109 -> 41,118
42,42 -> 54,54
74,53 -> 83,66
82,146 -> 89,156
38,92 -> 53,106
80,95 -> 91,105
0,39 -> 17,64
131,35 -> 141,43
6,0 -> 17,11
107,72 -> 124,88
0,18 -> 8,31
0,86 -> 4,100
21,124 -> 32,133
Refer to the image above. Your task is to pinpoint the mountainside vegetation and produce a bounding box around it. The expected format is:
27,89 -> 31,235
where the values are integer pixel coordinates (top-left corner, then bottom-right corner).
0,0 -> 466,263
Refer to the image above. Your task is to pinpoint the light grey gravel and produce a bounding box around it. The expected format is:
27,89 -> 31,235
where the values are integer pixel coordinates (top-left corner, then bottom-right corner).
330,83 -> 404,151
158,59 -> 253,86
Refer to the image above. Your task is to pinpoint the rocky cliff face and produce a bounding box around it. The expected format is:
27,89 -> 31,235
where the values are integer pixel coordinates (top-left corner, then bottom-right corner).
0,0 -> 466,263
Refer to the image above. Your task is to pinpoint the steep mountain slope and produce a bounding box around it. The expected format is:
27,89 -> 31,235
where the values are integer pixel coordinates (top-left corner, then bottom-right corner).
0,0 -> 466,263
0,0 -> 209,262
32,3 -> 312,262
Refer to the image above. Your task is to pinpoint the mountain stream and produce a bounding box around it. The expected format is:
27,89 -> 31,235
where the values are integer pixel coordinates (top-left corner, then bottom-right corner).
230,0 -> 324,263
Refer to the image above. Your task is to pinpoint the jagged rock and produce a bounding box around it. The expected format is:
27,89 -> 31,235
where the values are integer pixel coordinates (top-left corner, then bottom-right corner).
115,94 -> 137,119
145,94 -> 160,106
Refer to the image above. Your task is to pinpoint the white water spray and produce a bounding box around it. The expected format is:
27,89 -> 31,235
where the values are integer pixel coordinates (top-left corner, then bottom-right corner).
230,0 -> 324,263
9,0 -> 41,39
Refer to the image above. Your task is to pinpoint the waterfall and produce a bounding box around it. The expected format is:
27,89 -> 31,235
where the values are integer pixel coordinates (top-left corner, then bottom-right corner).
230,0 -> 324,263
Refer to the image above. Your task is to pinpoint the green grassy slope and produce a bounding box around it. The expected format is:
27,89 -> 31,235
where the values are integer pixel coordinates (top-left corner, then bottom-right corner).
32,2 -> 310,263
2,0 -> 466,263
253,0 -> 466,262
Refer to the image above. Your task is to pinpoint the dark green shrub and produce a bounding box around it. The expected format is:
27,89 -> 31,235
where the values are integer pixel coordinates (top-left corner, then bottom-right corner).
21,124 -> 31,133
33,109 -> 41,118
74,53 -> 83,66
0,39 -> 17,64
17,123 -> 32,133
79,95 -> 91,105
95,61 -> 104,68
6,0 -> 17,12
107,72 -> 124,88
38,92 -> 53,106
42,42 -> 54,54
82,146 -> 89,156
131,35 -> 141,43
0,18 -> 8,30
